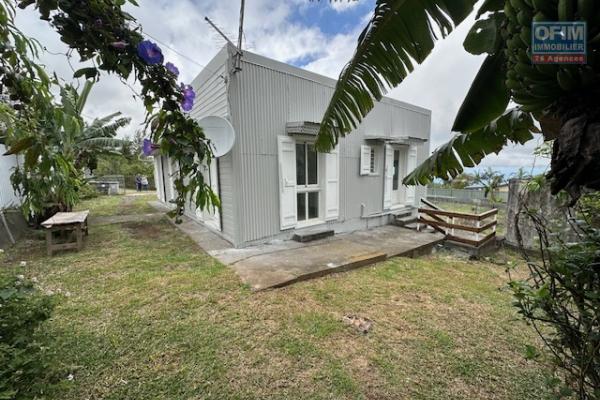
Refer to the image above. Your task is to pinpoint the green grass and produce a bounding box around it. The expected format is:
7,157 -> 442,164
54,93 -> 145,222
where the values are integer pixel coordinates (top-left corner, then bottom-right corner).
0,196 -> 555,399
74,193 -> 158,216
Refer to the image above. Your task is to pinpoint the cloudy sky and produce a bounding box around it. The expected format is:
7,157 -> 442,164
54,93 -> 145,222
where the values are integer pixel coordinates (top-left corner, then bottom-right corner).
15,0 -> 548,176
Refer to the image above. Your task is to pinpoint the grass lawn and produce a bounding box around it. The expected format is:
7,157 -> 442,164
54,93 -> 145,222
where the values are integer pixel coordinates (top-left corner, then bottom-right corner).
73,192 -> 158,216
0,194 -> 554,399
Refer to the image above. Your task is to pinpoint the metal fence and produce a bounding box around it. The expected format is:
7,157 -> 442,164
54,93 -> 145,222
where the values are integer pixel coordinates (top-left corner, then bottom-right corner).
94,175 -> 156,194
426,186 -> 508,205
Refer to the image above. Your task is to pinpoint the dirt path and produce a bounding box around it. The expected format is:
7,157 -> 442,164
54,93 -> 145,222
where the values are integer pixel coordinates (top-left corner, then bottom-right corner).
89,194 -> 163,225
89,212 -> 164,225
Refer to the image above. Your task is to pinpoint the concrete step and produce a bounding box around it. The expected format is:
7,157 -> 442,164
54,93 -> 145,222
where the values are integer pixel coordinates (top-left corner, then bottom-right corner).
417,223 -> 438,233
392,215 -> 417,227
392,209 -> 413,219
292,229 -> 334,243
403,222 -> 419,230
398,221 -> 437,233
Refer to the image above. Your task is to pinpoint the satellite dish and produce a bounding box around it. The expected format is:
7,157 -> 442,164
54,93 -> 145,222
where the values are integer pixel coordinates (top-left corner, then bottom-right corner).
197,116 -> 236,157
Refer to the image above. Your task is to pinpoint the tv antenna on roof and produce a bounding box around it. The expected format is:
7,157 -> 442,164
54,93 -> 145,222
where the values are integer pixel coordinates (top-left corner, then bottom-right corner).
204,0 -> 245,73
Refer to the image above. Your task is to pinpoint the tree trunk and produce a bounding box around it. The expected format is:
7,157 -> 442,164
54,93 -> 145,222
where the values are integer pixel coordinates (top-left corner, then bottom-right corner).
545,93 -> 600,204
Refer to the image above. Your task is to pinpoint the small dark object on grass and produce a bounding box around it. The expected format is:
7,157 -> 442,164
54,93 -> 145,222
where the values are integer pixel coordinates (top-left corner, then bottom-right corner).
342,315 -> 373,334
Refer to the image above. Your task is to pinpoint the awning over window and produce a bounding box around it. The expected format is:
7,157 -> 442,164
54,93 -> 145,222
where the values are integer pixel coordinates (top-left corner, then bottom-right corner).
285,121 -> 321,136
364,135 -> 428,145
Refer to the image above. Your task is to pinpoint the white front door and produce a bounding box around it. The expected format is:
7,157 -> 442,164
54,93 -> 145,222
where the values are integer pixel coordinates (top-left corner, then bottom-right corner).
278,136 -> 339,230
391,148 -> 402,206
295,141 -> 320,225
384,145 -> 407,209
383,144 -> 394,209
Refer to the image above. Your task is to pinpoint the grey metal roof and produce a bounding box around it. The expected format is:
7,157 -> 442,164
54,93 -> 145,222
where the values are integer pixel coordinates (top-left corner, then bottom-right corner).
364,135 -> 428,144
285,121 -> 321,136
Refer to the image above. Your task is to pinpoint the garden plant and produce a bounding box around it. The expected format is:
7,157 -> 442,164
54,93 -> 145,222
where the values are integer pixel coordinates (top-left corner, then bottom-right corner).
0,0 -> 218,223
315,0 -> 600,204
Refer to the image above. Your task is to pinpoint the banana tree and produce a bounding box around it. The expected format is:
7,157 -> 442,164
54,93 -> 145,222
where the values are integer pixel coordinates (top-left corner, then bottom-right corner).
315,0 -> 600,203
5,80 -> 130,220
59,81 -> 130,172
73,112 -> 130,172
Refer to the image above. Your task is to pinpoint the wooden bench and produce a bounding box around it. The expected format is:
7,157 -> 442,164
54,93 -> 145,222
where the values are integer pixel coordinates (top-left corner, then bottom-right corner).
41,210 -> 89,256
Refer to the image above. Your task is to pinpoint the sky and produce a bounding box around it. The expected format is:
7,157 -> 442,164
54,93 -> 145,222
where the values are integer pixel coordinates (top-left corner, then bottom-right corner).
14,0 -> 549,176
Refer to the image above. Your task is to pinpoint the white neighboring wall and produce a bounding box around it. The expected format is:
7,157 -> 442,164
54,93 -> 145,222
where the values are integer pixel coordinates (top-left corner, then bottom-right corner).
0,144 -> 21,209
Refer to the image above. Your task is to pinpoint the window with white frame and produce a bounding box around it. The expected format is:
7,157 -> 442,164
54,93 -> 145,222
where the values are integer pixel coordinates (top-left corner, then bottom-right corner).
361,145 -> 378,176
296,142 -> 319,222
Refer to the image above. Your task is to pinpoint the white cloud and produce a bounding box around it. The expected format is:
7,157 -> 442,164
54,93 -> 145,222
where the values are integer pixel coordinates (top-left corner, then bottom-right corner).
329,0 -> 362,12
253,25 -> 328,63
303,32 -> 356,76
385,14 -> 547,172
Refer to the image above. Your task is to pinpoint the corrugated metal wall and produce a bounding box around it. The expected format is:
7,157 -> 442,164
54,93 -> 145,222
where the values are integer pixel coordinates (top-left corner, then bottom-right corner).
228,51 -> 431,246
192,52 -> 234,242
0,144 -> 21,209
161,46 -> 237,244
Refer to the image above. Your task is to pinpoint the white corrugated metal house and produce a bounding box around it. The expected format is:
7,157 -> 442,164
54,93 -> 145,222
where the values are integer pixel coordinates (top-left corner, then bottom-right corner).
0,143 -> 21,209
154,45 -> 431,248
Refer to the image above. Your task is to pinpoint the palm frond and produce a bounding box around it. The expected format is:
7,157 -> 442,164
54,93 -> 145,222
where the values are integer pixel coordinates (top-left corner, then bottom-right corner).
76,137 -> 123,150
403,109 -> 538,185
83,117 -> 131,139
87,112 -> 122,130
76,80 -> 94,114
60,85 -> 79,117
451,52 -> 510,133
315,0 -> 477,151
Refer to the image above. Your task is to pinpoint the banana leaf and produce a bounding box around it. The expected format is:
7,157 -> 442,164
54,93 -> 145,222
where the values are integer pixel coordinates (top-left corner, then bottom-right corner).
315,0 -> 477,151
403,109 -> 538,185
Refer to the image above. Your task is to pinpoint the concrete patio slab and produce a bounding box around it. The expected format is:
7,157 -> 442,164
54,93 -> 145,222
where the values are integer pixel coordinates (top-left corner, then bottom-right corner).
148,200 -> 444,291
344,225 -> 443,258
229,227 -> 443,290
231,240 -> 387,290
173,217 -> 232,252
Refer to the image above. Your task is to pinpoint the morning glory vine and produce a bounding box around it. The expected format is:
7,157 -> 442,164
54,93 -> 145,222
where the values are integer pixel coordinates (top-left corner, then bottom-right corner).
4,0 -> 218,220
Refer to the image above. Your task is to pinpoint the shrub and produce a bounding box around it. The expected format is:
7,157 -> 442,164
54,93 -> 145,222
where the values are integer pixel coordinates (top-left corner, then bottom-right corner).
78,183 -> 99,200
0,275 -> 54,399
510,192 -> 600,399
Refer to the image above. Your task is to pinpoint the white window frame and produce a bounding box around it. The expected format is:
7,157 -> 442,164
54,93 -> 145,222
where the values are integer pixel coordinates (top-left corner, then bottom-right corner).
296,141 -> 321,226
360,144 -> 379,176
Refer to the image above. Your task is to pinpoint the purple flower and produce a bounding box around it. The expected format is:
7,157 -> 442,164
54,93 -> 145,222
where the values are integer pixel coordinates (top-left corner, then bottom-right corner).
142,138 -> 159,156
137,40 -> 164,65
111,41 -> 128,50
165,62 -> 179,78
180,84 -> 196,112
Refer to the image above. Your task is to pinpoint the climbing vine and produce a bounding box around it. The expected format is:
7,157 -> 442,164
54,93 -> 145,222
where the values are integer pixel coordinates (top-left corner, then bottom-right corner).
1,0 -> 218,220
